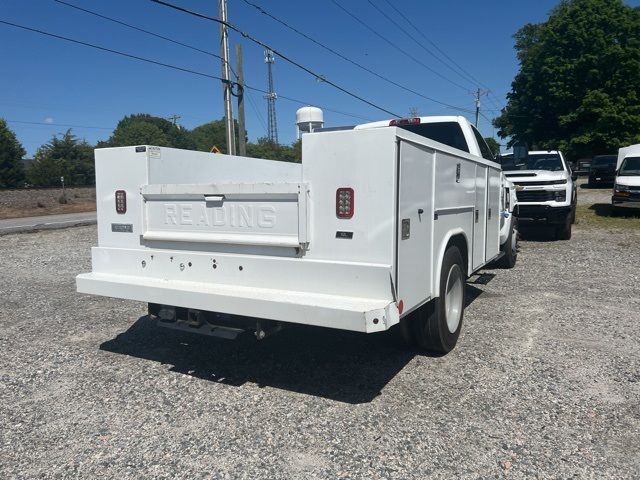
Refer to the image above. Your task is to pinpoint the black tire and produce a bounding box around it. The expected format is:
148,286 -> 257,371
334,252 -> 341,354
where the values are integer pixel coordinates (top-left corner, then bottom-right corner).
556,213 -> 572,240
410,246 -> 466,354
497,218 -> 518,269
389,315 -> 414,346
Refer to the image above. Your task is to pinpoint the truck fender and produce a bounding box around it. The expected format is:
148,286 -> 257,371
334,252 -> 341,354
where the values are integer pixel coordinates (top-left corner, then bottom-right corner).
433,228 -> 470,299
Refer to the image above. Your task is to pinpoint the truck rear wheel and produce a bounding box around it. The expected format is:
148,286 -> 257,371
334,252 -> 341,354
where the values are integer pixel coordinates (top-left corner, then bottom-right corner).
411,246 -> 465,354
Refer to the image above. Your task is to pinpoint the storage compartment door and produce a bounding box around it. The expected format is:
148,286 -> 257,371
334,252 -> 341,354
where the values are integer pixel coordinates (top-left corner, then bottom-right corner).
473,165 -> 488,269
397,142 -> 434,311
485,168 -> 501,259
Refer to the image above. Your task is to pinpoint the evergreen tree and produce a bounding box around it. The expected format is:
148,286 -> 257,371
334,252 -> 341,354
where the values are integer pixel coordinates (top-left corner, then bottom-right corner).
28,130 -> 94,186
0,119 -> 26,188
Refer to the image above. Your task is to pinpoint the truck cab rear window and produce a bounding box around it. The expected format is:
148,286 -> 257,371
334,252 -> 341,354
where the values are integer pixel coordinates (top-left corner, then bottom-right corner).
399,122 -> 470,153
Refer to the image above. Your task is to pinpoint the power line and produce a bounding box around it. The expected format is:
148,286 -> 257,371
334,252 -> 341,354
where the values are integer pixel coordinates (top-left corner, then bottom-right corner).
148,0 -> 400,118
0,19 -> 371,124
52,0 -> 232,70
329,0 -> 469,92
6,119 -> 113,130
0,19 -> 228,83
379,0 -> 484,89
245,89 -> 267,133
52,0 -> 378,122
238,0 -> 473,113
366,0 -> 475,89
378,0 -> 506,111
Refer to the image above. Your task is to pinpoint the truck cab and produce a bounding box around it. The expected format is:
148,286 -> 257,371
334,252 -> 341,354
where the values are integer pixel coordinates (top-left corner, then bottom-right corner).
355,115 -> 496,161
500,150 -> 576,240
612,144 -> 640,211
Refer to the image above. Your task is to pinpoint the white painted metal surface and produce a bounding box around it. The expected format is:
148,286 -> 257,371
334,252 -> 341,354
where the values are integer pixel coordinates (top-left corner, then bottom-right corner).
397,141 -> 434,312
78,116 -> 505,335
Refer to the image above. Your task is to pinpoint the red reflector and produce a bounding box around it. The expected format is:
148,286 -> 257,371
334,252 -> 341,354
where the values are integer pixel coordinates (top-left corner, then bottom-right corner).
115,190 -> 127,214
389,117 -> 421,126
398,300 -> 404,314
336,187 -> 354,219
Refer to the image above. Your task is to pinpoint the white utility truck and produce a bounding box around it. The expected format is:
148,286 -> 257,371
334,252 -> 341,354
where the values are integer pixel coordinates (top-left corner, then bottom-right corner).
500,150 -> 577,240
612,144 -> 640,211
77,116 -> 517,354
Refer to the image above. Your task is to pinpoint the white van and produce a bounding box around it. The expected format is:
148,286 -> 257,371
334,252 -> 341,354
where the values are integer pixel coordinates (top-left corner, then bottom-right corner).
612,144 -> 640,211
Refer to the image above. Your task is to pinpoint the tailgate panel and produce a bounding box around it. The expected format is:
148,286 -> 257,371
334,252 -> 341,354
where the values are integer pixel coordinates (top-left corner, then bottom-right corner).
141,183 -> 309,248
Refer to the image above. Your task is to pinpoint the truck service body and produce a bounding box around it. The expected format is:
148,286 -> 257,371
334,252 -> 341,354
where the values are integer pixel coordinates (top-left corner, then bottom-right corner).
77,116 -> 517,353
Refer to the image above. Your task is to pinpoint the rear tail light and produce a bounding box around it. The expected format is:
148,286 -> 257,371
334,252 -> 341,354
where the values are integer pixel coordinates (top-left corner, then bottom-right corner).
336,188 -> 354,219
115,190 -> 127,214
389,117 -> 421,126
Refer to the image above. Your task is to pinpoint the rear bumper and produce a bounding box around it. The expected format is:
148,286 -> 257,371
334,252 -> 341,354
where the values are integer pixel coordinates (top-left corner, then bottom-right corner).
589,174 -> 615,185
612,195 -> 640,209
76,268 -> 399,334
515,205 -> 572,224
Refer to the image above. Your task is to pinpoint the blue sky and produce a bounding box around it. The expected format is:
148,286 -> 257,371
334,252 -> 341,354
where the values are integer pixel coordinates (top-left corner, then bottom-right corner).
2,0 -> 639,156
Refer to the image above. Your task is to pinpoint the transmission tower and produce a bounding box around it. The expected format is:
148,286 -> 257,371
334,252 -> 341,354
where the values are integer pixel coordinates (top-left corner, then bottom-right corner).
264,49 -> 278,144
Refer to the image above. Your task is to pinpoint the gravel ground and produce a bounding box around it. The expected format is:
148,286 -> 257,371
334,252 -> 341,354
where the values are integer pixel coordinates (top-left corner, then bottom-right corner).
576,182 -> 612,206
1,219 -> 639,478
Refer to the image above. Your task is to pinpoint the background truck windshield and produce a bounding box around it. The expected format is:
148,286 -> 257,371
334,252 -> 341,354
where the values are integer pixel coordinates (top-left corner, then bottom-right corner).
592,155 -> 617,167
620,157 -> 640,176
501,153 -> 564,172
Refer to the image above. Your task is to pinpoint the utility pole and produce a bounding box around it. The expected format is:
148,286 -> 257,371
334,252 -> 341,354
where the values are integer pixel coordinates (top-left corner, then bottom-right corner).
474,88 -> 489,128
235,44 -> 247,157
219,0 -> 236,155
167,114 -> 181,126
265,49 -> 278,144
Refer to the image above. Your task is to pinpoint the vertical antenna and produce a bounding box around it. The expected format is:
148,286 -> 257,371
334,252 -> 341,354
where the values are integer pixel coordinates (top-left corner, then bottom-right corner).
264,49 -> 278,144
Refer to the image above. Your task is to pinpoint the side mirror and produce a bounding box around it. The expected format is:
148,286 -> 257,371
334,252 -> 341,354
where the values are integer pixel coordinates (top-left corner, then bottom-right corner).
571,172 -> 578,181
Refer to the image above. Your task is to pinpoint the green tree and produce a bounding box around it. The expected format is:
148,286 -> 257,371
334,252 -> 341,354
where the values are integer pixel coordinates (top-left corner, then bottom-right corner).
246,137 -> 301,163
0,119 -> 26,188
190,119 -> 234,153
27,130 -> 94,186
484,137 -> 501,157
494,0 -> 640,160
101,114 -> 196,150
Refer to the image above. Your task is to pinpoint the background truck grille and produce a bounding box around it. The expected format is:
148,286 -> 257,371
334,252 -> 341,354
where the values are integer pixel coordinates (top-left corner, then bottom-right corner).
516,190 -> 557,202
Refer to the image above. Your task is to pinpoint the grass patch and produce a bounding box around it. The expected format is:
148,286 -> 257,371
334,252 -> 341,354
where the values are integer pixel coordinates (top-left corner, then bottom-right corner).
0,201 -> 96,220
576,203 -> 640,230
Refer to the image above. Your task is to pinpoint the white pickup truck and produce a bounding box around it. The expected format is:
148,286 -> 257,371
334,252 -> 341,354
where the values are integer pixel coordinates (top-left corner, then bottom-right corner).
500,150 -> 577,240
77,115 -> 517,354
